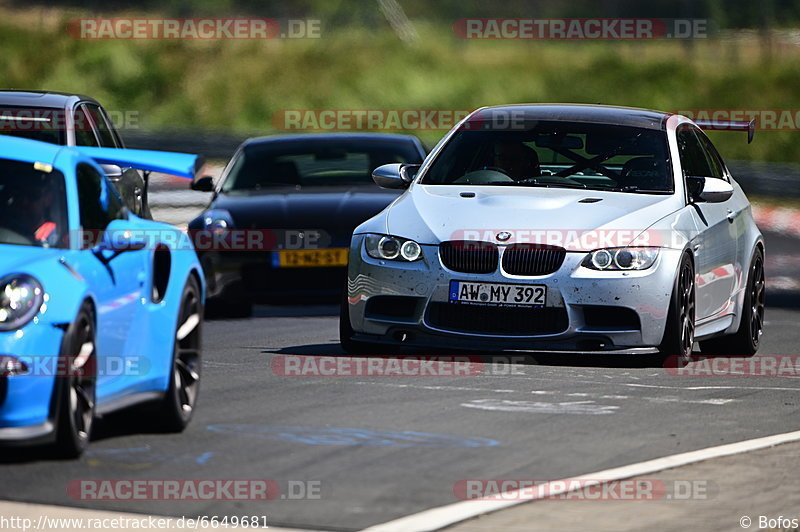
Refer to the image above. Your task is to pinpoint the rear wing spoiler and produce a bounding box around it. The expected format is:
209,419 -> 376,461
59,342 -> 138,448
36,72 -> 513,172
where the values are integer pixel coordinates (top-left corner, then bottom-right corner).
76,147 -> 205,179
694,119 -> 755,144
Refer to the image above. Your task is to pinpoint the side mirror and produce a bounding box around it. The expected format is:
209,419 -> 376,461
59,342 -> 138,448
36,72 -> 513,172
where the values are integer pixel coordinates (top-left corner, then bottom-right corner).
687,176 -> 734,203
372,163 -> 415,189
191,175 -> 215,192
101,164 -> 123,180
101,219 -> 147,253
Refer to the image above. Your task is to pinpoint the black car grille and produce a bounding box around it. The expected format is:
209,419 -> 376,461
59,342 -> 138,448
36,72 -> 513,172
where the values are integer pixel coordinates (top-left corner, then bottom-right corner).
426,302 -> 568,336
439,241 -> 498,274
502,244 -> 566,276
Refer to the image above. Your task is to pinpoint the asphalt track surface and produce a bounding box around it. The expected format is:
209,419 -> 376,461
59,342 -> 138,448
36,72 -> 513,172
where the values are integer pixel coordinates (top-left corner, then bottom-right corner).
1,230 -> 798,532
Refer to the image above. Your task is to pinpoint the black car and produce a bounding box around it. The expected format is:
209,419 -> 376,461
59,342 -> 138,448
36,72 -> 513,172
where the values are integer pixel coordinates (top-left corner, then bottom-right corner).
188,133 -> 427,316
0,90 -> 150,217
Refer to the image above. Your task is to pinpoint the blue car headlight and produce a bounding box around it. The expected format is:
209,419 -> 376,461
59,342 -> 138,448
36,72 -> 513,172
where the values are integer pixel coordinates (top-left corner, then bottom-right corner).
582,247 -> 659,271
0,274 -> 45,331
365,234 -> 422,262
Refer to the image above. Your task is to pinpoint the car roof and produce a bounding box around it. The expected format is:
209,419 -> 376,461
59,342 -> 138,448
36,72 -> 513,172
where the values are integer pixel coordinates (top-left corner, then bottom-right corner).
468,104 -> 671,130
241,132 -> 423,147
0,90 -> 100,109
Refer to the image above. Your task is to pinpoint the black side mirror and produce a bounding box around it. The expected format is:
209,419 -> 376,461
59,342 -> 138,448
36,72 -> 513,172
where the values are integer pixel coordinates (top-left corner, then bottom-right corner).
191,175 -> 215,192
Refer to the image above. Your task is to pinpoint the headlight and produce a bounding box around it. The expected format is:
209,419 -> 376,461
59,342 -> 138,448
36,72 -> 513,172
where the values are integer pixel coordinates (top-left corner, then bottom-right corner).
202,209 -> 233,235
0,274 -> 45,331
365,234 -> 423,261
582,247 -> 659,271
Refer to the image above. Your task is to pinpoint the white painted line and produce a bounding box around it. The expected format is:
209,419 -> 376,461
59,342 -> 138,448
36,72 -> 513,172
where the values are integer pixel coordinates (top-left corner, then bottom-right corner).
462,399 -> 619,415
359,429 -> 800,532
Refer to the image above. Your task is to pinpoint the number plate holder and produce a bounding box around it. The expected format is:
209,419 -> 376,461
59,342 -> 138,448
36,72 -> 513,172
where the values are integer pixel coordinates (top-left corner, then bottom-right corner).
448,280 -> 547,307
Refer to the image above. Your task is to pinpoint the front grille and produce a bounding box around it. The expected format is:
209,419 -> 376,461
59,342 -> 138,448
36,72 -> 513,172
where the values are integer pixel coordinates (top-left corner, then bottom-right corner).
439,241 -> 498,274
426,302 -> 568,336
502,244 -> 566,276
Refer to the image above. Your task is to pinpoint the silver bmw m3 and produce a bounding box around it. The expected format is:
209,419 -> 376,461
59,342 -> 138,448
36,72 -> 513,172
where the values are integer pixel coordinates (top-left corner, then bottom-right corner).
341,104 -> 765,362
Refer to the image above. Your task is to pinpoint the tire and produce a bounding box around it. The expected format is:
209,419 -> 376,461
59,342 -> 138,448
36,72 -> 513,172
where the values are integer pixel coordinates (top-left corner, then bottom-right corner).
339,291 -> 382,355
159,276 -> 203,432
659,253 -> 696,365
700,248 -> 765,357
54,302 -> 97,458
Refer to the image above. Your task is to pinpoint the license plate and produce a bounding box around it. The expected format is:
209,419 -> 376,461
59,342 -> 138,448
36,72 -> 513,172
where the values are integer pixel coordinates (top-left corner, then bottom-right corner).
449,280 -> 546,307
272,248 -> 349,268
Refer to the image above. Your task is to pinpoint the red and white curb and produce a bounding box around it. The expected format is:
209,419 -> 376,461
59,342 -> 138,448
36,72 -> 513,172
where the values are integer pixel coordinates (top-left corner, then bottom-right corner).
752,205 -> 800,239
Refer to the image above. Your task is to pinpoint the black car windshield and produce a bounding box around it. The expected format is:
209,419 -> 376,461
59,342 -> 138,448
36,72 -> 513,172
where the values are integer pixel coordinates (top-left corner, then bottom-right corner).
421,120 -> 673,193
0,106 -> 66,145
221,139 -> 421,191
0,159 -> 69,248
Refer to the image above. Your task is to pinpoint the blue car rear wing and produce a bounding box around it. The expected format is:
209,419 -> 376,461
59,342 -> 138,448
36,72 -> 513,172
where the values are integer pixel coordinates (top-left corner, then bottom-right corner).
695,119 -> 755,144
76,147 -> 205,179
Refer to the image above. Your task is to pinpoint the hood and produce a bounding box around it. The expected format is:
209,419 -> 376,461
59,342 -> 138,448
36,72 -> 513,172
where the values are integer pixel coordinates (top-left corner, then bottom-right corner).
0,244 -> 62,274
384,185 -> 683,250
206,187 -> 402,246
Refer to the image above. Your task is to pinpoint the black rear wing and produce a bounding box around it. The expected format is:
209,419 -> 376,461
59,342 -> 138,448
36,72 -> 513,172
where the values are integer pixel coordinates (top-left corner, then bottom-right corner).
694,119 -> 755,144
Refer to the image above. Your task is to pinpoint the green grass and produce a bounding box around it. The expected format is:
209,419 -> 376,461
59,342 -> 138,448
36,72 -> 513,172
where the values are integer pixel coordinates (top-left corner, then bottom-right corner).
2,10 -> 800,163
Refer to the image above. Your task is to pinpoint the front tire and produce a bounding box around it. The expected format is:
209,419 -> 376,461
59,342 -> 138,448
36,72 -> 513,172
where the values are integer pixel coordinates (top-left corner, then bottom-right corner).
660,253 -> 696,364
700,247 -> 765,357
54,302 -> 97,458
159,276 -> 203,432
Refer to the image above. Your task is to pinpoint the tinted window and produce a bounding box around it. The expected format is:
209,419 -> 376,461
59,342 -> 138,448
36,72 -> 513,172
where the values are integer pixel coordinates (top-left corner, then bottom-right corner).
221,139 -> 422,191
422,121 -> 673,193
0,158 -> 68,248
77,163 -> 125,242
677,128 -> 713,177
0,106 -> 66,145
85,104 -> 118,147
74,107 -> 99,147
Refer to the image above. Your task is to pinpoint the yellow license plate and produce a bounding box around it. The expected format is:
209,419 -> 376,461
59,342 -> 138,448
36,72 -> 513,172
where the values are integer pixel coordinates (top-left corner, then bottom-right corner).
273,248 -> 349,268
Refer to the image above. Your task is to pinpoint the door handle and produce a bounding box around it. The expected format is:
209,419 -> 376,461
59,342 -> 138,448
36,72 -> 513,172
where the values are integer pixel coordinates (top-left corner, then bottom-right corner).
726,209 -> 737,223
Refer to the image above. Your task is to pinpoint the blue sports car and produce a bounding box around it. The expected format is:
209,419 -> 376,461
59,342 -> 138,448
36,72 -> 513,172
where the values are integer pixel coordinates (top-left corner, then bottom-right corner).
0,136 -> 205,457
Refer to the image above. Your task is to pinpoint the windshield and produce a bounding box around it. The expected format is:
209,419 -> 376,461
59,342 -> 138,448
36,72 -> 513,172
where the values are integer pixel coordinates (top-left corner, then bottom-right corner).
0,106 -> 66,145
221,139 -> 421,192
0,158 -> 69,248
422,121 -> 672,193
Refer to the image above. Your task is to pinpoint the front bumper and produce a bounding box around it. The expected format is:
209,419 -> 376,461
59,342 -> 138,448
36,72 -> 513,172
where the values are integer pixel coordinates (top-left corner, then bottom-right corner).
0,323 -> 64,443
346,235 -> 682,353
